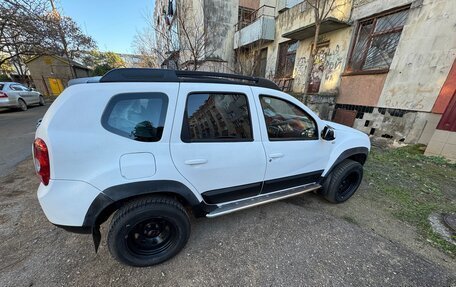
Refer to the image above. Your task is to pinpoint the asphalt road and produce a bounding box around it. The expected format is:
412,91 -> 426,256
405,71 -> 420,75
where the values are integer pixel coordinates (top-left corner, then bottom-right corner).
0,105 -> 49,177
0,161 -> 455,286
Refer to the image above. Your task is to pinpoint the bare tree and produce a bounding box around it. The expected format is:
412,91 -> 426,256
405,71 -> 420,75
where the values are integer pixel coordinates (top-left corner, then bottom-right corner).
0,0 -> 53,66
234,41 -> 268,77
133,0 -> 217,71
302,0 -> 347,93
0,0 -> 96,79
132,23 -> 159,68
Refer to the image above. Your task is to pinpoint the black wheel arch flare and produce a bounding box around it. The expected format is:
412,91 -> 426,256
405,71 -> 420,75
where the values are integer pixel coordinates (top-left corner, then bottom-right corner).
323,147 -> 369,178
82,180 -> 212,252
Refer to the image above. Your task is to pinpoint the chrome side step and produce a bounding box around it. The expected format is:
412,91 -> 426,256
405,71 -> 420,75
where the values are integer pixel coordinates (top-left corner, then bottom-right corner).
206,183 -> 321,218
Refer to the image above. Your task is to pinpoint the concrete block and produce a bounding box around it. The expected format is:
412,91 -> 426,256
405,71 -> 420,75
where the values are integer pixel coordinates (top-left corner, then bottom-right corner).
447,131 -> 456,144
425,139 -> 445,155
432,129 -> 450,143
441,143 -> 456,159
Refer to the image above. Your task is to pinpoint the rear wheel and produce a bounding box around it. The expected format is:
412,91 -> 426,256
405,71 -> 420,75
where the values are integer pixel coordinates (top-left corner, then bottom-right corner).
18,99 -> 27,111
38,95 -> 45,106
107,196 -> 190,267
321,159 -> 363,203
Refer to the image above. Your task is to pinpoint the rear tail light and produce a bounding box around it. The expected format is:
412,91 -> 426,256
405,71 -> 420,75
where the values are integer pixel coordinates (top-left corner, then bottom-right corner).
33,138 -> 50,185
0,92 -> 8,98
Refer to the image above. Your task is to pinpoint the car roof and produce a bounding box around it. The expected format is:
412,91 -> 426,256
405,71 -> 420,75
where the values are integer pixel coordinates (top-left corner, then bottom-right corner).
0,82 -> 21,85
68,68 -> 281,91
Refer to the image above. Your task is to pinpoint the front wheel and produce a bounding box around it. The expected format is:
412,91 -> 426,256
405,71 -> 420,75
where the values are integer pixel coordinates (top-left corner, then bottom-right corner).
321,159 -> 363,203
107,196 -> 190,267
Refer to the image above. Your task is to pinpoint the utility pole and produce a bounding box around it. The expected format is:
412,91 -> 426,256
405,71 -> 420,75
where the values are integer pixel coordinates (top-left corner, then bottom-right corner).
49,0 -> 76,78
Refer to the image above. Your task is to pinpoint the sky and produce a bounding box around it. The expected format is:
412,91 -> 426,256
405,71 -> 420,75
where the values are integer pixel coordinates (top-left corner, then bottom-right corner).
58,0 -> 155,54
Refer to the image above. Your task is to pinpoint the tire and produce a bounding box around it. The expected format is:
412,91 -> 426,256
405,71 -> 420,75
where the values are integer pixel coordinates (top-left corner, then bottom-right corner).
321,159 -> 363,203
107,196 -> 190,267
18,99 -> 27,111
38,95 -> 45,106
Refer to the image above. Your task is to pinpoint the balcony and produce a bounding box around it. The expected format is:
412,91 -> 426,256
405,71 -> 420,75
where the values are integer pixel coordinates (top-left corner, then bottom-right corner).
277,0 -> 304,12
278,0 -> 352,40
234,5 -> 276,49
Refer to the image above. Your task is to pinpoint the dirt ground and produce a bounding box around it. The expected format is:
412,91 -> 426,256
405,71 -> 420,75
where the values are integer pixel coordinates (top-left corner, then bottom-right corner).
0,148 -> 455,286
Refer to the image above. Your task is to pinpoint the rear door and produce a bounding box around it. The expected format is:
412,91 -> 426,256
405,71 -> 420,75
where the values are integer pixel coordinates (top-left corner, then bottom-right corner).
9,84 -> 26,102
251,87 -> 333,193
170,83 -> 267,204
19,84 -> 39,103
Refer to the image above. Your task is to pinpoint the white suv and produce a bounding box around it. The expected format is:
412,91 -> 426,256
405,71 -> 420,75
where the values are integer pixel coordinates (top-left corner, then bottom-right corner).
33,69 -> 370,266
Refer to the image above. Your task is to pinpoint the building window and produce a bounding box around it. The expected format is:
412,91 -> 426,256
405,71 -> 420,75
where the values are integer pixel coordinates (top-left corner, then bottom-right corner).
254,48 -> 268,77
276,41 -> 298,78
348,7 -> 409,72
238,6 -> 255,30
182,93 -> 253,142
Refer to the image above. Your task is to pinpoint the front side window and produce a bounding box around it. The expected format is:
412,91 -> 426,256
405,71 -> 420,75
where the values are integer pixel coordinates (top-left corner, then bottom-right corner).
260,95 -> 318,140
183,93 -> 253,142
102,93 -> 168,142
348,7 -> 409,72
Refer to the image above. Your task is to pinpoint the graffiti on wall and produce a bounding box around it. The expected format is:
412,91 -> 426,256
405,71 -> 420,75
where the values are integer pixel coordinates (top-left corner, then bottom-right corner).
293,56 -> 308,88
324,44 -> 344,82
308,44 -> 344,93
293,43 -> 344,93
308,45 -> 329,93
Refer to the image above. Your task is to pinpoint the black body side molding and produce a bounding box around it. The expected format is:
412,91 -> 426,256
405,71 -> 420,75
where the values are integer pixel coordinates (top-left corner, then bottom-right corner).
201,170 -> 324,204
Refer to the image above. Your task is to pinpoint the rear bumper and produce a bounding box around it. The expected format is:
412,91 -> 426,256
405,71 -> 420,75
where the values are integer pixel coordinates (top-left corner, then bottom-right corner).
37,179 -> 102,226
0,98 -> 17,108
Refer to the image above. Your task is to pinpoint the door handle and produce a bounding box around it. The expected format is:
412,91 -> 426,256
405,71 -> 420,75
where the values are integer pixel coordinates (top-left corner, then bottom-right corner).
184,159 -> 208,165
269,153 -> 284,159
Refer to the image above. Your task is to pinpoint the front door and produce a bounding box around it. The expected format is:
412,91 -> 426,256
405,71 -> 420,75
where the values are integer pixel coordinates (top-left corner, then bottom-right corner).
307,43 -> 329,94
170,83 -> 267,204
252,87 -> 332,193
48,78 -> 64,96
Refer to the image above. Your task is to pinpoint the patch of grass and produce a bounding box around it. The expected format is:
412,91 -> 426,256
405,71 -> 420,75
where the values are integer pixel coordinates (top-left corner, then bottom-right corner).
364,144 -> 456,255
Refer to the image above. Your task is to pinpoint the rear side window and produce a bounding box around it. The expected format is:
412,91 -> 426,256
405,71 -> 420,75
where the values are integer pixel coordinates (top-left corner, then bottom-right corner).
10,85 -> 23,91
0,84 -> 4,90
102,93 -> 168,142
182,93 -> 253,142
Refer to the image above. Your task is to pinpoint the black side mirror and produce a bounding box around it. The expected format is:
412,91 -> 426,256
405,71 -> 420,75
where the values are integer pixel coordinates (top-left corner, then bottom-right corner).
321,126 -> 335,141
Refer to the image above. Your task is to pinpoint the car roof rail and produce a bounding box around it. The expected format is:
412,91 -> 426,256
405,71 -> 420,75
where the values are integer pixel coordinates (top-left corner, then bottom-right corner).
99,68 -> 280,90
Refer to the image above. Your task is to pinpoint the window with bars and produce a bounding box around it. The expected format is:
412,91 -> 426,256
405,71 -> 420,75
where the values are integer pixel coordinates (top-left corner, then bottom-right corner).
276,41 -> 298,78
348,7 -> 409,72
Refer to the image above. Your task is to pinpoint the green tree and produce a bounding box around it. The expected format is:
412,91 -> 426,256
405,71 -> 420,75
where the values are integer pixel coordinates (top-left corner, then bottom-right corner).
83,50 -> 126,76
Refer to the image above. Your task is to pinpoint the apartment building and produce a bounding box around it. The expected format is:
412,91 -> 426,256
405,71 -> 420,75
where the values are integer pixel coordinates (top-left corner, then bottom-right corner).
154,0 -> 456,160
154,0 -> 238,72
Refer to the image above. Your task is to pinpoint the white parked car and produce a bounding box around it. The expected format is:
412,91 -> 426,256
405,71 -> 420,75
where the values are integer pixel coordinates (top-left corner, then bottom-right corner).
33,69 -> 370,267
0,82 -> 45,111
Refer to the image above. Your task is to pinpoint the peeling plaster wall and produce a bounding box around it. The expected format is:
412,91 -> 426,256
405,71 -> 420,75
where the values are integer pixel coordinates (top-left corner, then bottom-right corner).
352,0 -> 413,19
291,27 -> 352,94
262,0 -> 352,93
378,0 -> 456,111
204,0 -> 238,71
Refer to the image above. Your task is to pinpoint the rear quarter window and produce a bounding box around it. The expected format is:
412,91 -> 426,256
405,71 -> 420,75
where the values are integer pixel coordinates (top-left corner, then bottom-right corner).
101,93 -> 168,142
0,84 -> 4,90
